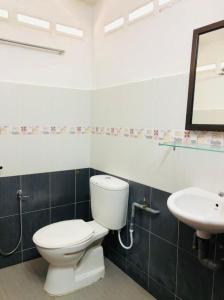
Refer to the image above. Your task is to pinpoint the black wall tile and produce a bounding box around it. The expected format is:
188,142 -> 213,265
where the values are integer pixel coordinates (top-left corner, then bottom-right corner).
179,222 -> 216,260
126,261 -> 149,291
0,176 -> 20,217
76,169 -> 90,203
179,222 -> 196,256
212,234 -> 224,300
89,168 -> 95,177
0,168 -> 93,270
21,173 -> 50,212
0,215 -> 21,254
22,209 -> 50,249
103,226 -> 128,258
214,234 -> 224,263
150,234 -> 177,293
151,188 -> 177,245
213,269 -> 224,300
126,225 -> 149,274
2,167 -> 224,300
105,249 -> 126,273
51,170 -> 76,207
90,170 -> 224,300
128,181 -> 151,230
94,170 -> 106,176
76,201 -> 90,222
177,249 -> 213,300
148,277 -> 175,300
23,247 -> 40,262
0,252 -> 22,269
51,204 -> 75,223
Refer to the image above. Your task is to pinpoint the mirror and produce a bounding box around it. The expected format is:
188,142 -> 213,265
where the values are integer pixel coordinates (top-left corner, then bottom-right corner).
186,20 -> 224,131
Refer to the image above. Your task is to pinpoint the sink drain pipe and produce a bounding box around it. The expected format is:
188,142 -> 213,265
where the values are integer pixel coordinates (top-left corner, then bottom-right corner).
195,235 -> 224,271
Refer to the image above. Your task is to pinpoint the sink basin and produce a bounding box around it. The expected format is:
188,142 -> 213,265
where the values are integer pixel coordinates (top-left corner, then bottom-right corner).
167,187 -> 224,239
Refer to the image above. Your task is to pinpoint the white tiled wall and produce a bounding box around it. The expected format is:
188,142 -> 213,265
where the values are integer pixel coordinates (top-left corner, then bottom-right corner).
91,0 -> 224,194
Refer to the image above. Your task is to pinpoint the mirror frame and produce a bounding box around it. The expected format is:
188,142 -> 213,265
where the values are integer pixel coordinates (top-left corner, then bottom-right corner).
185,20 -> 224,131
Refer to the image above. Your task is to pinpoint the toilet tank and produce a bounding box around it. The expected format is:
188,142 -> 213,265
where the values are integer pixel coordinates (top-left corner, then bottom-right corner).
90,175 -> 129,230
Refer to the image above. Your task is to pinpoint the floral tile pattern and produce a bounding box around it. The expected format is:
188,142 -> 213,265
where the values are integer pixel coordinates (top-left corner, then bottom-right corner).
0,125 -> 224,148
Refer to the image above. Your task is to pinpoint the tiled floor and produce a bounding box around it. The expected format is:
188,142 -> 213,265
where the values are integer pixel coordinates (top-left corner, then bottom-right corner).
0,258 -> 155,300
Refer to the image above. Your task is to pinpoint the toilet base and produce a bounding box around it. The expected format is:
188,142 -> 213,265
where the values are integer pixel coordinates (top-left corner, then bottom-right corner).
44,245 -> 105,296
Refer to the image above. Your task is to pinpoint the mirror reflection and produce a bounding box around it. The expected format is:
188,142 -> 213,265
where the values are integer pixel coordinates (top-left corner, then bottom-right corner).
192,28 -> 224,125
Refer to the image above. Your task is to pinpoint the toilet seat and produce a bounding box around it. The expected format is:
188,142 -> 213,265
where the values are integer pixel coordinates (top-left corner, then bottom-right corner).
33,220 -> 94,249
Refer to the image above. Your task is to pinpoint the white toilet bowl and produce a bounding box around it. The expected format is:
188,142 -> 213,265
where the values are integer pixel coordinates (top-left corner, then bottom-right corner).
33,175 -> 129,297
33,219 -> 109,296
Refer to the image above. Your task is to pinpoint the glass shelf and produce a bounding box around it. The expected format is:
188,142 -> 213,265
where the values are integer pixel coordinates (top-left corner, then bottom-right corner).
159,142 -> 224,153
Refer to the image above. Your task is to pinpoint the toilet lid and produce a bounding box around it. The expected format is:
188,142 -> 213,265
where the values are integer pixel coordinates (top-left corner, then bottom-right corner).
33,220 -> 94,249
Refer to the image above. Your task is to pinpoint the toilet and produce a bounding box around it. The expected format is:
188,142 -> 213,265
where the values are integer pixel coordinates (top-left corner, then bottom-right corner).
33,175 -> 129,296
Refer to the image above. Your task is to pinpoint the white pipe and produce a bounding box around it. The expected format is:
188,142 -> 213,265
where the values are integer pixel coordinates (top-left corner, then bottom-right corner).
118,228 -> 134,250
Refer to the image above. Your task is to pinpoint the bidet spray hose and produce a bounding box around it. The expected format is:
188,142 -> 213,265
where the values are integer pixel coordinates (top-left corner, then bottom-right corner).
118,202 -> 136,250
0,190 -> 23,256
118,228 -> 134,250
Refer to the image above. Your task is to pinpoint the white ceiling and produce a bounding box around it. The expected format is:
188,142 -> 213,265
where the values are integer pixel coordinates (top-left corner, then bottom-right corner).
81,0 -> 98,5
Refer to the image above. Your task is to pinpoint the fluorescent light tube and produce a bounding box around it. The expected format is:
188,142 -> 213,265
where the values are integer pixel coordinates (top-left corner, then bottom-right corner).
56,24 -> 84,38
104,17 -> 124,33
0,9 -> 8,19
17,14 -> 50,29
197,64 -> 217,72
129,2 -> 154,22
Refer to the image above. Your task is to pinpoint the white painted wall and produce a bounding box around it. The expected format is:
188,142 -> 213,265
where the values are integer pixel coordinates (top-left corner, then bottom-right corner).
93,0 -> 224,88
91,0 -> 224,194
1,0 -> 224,193
0,0 -> 92,176
0,0 -> 93,89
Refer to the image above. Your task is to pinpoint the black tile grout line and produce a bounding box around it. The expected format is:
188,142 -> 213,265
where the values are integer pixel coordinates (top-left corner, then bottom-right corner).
126,256 -> 149,277
147,187 -> 153,291
177,243 -> 199,259
110,244 -> 148,277
0,201 -> 89,221
111,226 -> 179,297
20,175 -> 24,261
74,169 -> 77,219
149,186 -> 152,228
51,202 -> 77,209
135,223 -> 178,248
22,207 -> 50,215
175,221 -> 180,297
0,198 -> 89,219
49,173 -> 52,224
89,168 -> 92,219
22,246 -> 36,252
76,200 -> 90,204
211,236 -> 218,300
0,213 -> 20,219
147,272 -> 177,298
108,248 -> 127,268
125,254 -> 149,277
111,242 -> 177,299
147,232 -> 151,291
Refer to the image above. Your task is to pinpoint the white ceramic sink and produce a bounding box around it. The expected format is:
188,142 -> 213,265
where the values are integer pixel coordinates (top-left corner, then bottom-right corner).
167,187 -> 224,239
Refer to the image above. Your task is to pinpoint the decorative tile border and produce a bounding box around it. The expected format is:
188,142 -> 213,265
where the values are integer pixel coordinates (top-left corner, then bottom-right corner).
0,125 -> 224,148
0,126 -> 91,136
91,127 -> 224,148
